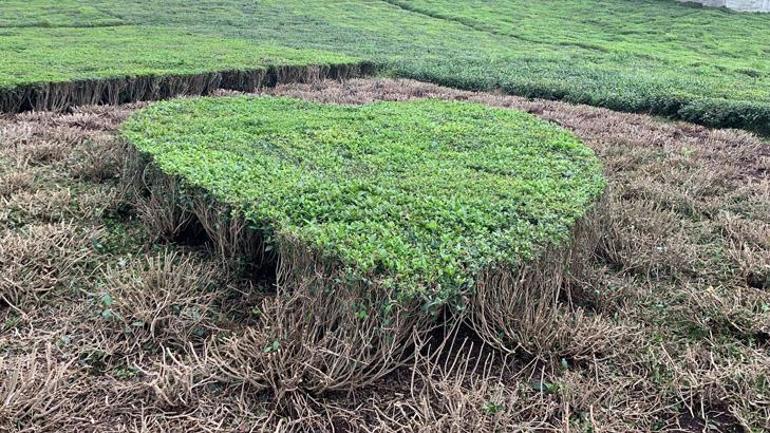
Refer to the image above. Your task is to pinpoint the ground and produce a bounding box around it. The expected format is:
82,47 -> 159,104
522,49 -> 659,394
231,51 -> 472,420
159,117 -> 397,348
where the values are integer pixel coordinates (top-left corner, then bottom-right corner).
1,78 -> 768,432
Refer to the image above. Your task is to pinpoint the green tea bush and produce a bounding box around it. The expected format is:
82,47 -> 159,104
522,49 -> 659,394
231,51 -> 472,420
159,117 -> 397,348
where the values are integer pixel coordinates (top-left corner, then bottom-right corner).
0,26 -> 369,112
678,98 -> 770,135
121,97 -> 605,310
3,0 -> 770,133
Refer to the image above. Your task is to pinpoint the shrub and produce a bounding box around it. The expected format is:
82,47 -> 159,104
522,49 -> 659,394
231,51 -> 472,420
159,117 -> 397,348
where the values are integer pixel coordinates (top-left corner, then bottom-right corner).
678,98 -> 770,136
0,26 -> 370,112
121,96 -> 605,312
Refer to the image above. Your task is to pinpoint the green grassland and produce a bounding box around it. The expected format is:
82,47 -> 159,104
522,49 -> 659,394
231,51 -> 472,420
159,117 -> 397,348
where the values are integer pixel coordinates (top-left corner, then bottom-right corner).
1,0 -> 769,132
121,97 -> 605,306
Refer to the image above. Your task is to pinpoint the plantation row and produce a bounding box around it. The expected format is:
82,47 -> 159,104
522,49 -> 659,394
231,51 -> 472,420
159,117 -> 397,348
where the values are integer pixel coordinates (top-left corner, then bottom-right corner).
120,96 -> 605,354
0,26 -> 371,112
2,0 -> 769,133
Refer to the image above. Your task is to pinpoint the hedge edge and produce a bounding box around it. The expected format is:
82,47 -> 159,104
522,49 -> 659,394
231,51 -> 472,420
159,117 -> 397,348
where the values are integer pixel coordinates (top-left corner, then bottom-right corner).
0,62 -> 376,113
121,143 -> 436,391
121,110 -> 608,365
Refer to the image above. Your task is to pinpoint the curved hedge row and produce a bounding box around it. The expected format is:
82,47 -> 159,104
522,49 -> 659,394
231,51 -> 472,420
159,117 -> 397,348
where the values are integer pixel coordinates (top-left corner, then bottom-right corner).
3,1 -> 769,135
397,65 -> 770,136
121,96 -> 605,309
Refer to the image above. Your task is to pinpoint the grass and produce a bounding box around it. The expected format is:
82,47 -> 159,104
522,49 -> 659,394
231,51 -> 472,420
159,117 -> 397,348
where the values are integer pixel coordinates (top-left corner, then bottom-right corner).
0,1 -> 124,28
2,78 -> 768,431
121,97 -> 604,307
1,0 -> 770,132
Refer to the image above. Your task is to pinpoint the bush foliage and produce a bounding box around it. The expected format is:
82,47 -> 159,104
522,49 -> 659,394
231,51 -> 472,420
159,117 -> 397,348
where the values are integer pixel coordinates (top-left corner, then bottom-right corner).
0,26 -> 358,91
121,97 -> 605,306
2,0 -> 770,133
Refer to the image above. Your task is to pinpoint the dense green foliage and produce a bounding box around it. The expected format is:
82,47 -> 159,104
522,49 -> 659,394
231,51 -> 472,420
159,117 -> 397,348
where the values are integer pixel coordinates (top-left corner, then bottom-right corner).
0,26 -> 357,90
121,97 -> 605,305
0,1 -> 123,28
2,0 -> 769,132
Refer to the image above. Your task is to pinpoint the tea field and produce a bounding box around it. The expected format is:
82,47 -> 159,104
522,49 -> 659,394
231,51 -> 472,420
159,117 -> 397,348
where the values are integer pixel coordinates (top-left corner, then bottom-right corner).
1,0 -> 769,132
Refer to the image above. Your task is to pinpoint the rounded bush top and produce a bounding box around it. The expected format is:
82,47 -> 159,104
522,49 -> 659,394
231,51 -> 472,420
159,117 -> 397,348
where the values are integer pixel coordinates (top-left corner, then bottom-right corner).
121,96 -> 604,306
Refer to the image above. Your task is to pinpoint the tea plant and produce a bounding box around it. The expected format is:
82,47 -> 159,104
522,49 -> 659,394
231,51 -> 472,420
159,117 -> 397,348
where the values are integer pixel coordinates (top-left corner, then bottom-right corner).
121,96 -> 605,307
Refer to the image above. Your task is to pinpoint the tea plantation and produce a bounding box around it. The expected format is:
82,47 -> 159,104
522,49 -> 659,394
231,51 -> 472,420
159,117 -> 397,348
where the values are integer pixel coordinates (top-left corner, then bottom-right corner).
121,97 -> 605,307
2,0 -> 769,132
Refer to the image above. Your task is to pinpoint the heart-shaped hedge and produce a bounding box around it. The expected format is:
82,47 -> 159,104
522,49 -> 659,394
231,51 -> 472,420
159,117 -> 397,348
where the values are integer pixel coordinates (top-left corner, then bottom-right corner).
121,96 -> 604,309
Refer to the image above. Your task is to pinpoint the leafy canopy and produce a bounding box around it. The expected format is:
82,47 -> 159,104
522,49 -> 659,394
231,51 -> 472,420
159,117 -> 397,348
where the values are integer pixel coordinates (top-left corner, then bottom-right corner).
121,97 -> 605,305
3,0 -> 770,132
0,26 -> 358,90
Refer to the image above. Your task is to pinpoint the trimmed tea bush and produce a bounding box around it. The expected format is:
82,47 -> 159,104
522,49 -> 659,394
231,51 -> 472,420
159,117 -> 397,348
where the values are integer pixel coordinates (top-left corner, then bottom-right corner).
4,0 -> 770,133
121,96 -> 605,312
0,26 -> 370,112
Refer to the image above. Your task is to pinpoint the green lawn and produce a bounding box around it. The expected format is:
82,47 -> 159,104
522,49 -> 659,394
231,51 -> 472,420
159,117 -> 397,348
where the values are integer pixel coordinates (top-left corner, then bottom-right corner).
121,97 -> 604,308
1,0 -> 769,132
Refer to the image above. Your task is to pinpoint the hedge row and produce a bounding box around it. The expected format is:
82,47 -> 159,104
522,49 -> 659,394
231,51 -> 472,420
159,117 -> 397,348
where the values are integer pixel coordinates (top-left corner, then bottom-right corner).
120,97 -> 606,309
0,26 -> 371,112
3,1 -> 769,134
